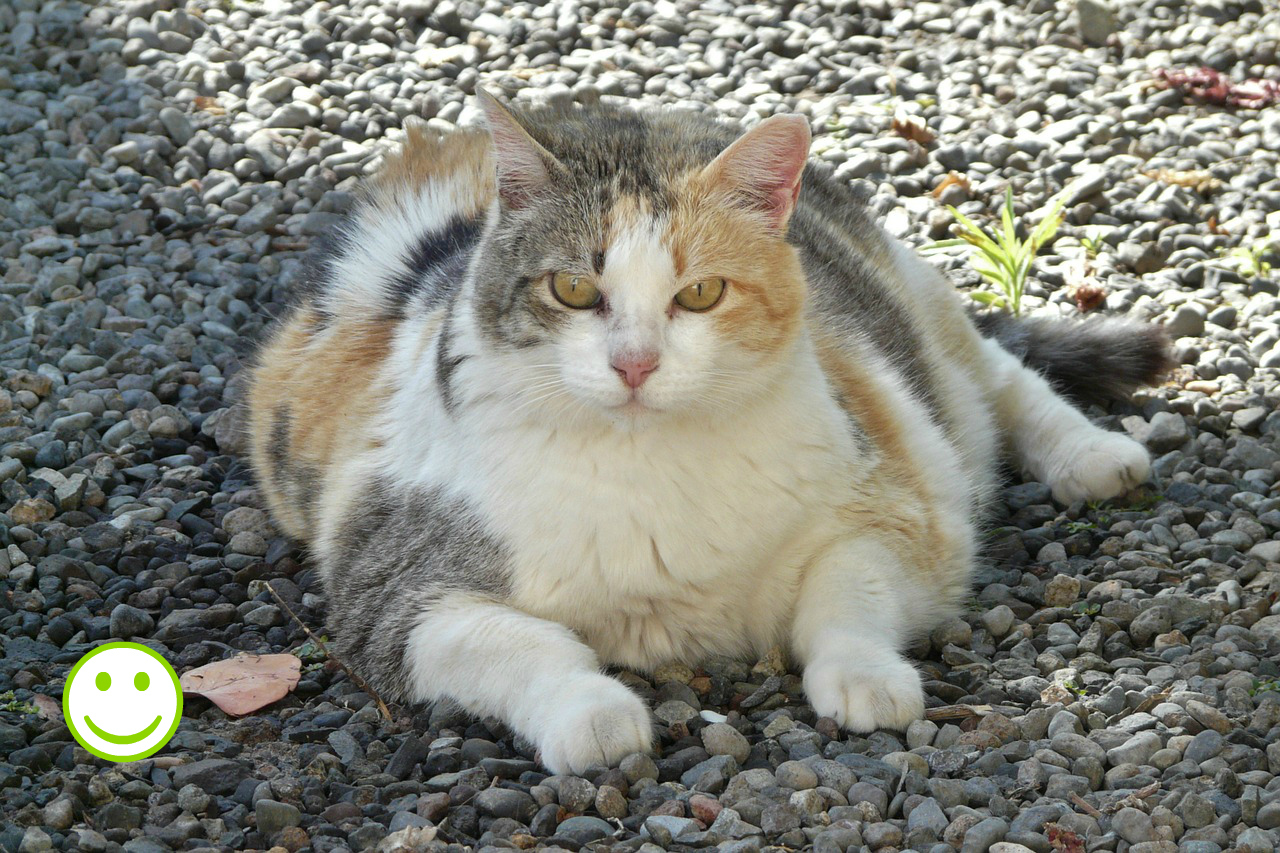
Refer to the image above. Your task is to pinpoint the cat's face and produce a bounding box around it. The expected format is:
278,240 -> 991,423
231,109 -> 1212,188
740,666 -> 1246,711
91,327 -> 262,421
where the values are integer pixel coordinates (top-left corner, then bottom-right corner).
468,94 -> 811,424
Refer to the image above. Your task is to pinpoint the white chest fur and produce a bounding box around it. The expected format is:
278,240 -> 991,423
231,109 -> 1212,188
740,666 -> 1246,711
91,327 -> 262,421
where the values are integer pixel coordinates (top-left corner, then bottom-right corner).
483,399 -> 854,668
380,327 -> 861,670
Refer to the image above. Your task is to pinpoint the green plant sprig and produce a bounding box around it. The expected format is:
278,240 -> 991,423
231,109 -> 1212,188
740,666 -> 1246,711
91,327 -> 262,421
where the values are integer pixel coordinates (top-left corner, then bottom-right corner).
924,187 -> 1068,315
1218,239 -> 1275,279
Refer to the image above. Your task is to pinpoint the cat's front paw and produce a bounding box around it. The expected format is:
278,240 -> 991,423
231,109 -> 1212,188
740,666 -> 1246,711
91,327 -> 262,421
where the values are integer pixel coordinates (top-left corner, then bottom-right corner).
1046,430 -> 1150,504
803,649 -> 924,732
537,674 -> 654,775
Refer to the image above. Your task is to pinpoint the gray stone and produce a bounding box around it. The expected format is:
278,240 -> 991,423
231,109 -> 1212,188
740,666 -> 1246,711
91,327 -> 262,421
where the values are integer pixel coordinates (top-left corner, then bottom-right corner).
645,815 -> 701,843
702,722 -> 750,763
1179,792 -> 1217,829
1051,732 -> 1105,763
907,797 -> 948,837
552,775 -> 596,813
473,788 -> 534,822
1106,731 -> 1161,767
558,816 -> 614,844
983,604 -> 1016,637
171,760 -> 250,795
1130,606 -> 1172,645
108,604 -> 154,638
961,817 -> 1009,853
254,800 -> 301,836
1184,729 -> 1226,764
1145,413 -> 1189,452
775,760 -> 818,790
760,803 -> 802,837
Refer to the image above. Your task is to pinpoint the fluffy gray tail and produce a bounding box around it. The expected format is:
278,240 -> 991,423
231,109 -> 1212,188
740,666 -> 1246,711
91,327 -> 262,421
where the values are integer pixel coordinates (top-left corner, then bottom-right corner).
976,314 -> 1173,406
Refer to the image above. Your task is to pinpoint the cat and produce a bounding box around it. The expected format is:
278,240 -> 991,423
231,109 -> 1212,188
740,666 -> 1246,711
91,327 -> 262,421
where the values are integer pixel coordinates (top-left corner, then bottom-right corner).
246,91 -> 1170,774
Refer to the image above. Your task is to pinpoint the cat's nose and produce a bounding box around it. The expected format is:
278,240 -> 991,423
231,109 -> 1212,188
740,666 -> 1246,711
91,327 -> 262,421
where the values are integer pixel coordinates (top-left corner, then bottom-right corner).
611,352 -> 660,389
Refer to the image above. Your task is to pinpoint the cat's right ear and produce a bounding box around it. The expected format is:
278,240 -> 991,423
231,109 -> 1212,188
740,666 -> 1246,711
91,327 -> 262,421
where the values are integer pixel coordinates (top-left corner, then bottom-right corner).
477,89 -> 559,210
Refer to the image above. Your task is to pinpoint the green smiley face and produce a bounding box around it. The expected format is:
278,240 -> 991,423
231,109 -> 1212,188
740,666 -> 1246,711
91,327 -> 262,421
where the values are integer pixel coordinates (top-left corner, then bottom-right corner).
64,642 -> 182,761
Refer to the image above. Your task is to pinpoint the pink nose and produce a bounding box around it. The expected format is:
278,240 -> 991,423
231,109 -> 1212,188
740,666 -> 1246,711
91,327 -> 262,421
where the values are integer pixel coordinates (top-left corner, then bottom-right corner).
611,353 -> 659,389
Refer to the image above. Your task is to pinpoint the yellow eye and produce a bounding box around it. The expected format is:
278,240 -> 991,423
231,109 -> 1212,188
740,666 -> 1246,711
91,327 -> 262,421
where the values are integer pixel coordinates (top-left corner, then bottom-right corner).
550,272 -> 601,309
674,278 -> 726,312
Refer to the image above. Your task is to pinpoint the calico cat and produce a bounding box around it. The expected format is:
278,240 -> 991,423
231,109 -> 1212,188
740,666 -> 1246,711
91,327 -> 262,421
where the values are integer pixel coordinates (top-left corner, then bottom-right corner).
246,91 -> 1169,774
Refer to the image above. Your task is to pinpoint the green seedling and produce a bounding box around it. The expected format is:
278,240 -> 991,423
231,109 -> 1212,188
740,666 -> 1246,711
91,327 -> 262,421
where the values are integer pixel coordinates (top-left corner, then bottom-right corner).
925,187 -> 1068,315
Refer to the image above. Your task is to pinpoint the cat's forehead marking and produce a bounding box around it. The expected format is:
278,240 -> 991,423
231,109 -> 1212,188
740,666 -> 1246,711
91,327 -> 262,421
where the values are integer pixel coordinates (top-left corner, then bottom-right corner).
602,199 -> 675,311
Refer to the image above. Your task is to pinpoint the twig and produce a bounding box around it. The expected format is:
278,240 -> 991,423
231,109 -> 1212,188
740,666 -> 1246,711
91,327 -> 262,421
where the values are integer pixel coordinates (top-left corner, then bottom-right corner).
1108,782 -> 1161,813
926,705 -> 985,722
266,582 -> 393,721
924,703 -> 1019,721
1069,793 -> 1104,819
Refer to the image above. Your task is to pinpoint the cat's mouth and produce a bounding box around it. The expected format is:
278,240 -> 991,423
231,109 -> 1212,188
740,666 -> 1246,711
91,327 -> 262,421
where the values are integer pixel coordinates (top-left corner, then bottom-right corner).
612,395 -> 660,416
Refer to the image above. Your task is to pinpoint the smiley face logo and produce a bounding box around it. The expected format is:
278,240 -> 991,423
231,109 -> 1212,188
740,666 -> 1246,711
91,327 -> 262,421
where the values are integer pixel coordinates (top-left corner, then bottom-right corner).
64,642 -> 182,761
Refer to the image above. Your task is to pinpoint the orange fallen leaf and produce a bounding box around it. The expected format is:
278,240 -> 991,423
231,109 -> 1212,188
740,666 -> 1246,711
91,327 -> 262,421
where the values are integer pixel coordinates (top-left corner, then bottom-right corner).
892,113 -> 934,145
194,96 -> 225,115
932,171 -> 971,199
180,653 -> 301,716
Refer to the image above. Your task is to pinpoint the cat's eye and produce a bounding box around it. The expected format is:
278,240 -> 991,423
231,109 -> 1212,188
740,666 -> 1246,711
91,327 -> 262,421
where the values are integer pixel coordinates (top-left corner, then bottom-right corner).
550,272 -> 602,309
674,278 -> 726,312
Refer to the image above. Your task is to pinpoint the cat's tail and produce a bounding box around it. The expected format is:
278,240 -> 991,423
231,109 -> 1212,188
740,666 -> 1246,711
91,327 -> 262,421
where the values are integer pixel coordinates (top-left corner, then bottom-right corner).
976,313 -> 1174,406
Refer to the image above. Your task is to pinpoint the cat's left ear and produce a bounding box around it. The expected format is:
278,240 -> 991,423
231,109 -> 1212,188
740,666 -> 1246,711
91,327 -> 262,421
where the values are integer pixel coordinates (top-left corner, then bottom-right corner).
702,115 -> 811,231
477,89 -> 561,210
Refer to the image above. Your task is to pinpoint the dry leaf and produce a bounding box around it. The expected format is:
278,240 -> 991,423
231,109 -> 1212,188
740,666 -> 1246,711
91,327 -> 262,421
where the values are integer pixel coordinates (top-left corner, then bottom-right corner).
33,693 -> 62,722
1142,168 -> 1221,194
1155,67 -> 1280,109
180,653 -> 301,716
1040,683 -> 1074,705
194,96 -> 225,115
891,113 -> 934,145
1073,283 -> 1106,313
1047,823 -> 1086,853
932,171 -> 971,199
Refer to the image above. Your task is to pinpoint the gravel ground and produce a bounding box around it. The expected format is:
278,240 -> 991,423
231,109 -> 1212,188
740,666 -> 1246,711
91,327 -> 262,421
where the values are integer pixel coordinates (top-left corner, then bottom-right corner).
3,0 -> 1280,851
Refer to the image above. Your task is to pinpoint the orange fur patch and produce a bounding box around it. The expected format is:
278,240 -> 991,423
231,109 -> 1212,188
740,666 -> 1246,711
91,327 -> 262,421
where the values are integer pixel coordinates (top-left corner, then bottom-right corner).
812,329 -> 954,577
664,176 -> 807,356
247,310 -> 394,539
367,124 -> 496,216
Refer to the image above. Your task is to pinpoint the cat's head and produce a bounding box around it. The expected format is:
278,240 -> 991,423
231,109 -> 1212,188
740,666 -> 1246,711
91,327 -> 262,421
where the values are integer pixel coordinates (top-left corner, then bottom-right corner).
466,92 -> 811,424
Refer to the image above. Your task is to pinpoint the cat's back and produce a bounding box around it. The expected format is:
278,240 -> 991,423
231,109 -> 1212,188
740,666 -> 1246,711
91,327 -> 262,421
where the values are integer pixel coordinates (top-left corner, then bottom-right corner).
246,127 -> 492,538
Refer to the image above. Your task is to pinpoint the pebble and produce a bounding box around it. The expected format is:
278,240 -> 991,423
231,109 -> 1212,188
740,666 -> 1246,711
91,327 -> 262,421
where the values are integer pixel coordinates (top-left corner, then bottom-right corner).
558,815 -> 614,844
255,800 -> 301,836
1112,807 -> 1156,844
702,722 -> 751,763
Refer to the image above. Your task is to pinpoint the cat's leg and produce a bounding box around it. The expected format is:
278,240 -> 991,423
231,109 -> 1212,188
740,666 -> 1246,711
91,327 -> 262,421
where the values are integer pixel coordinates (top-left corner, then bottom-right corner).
404,595 -> 653,774
980,338 -> 1150,504
793,538 -> 927,731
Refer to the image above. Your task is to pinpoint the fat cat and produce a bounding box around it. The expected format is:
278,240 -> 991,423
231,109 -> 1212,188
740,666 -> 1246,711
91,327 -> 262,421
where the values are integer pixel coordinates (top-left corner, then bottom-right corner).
246,92 -> 1170,773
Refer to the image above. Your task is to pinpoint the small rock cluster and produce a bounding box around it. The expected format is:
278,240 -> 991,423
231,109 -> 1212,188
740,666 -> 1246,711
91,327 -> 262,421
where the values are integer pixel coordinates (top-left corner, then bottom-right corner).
1,0 -> 1279,852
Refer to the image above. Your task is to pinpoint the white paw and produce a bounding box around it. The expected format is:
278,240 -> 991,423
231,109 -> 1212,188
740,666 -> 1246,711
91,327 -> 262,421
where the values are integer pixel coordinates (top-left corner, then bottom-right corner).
1045,429 -> 1151,504
803,648 -> 924,732
537,674 -> 654,775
